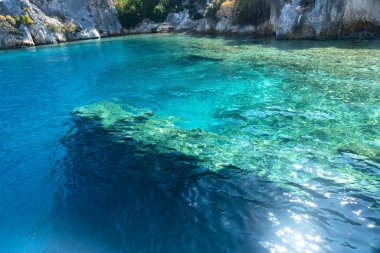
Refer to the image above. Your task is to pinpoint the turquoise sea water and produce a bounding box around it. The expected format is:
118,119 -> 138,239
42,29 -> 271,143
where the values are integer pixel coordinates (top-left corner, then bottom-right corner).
0,34 -> 379,253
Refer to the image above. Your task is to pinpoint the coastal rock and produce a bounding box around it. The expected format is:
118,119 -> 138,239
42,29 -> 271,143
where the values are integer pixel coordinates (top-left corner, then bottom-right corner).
0,25 -> 34,48
174,19 -> 201,32
275,0 -> 380,39
230,25 -> 256,34
215,19 -> 228,32
126,20 -> 179,34
256,20 -> 275,35
216,21 -> 255,34
29,26 -> 58,45
73,28 -> 101,40
19,25 -> 34,45
156,24 -> 176,33
196,18 -> 217,33
31,0 -> 121,36
0,0 -> 121,49
190,0 -> 380,38
166,9 -> 202,32
166,10 -> 190,26
85,0 -> 121,35
126,20 -> 159,34
1,0 -> 380,50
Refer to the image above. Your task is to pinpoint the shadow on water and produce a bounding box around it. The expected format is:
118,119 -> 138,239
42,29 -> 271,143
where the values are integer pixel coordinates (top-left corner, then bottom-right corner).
45,118 -> 280,253
43,107 -> 380,253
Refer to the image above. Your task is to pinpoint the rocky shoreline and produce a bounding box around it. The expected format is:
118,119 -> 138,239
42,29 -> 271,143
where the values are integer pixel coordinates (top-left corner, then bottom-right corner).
1,0 -> 380,50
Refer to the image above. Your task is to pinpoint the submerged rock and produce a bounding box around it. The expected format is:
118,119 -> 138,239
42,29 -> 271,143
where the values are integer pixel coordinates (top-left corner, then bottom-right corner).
72,102 -> 380,195
73,102 -> 231,170
187,54 -> 223,62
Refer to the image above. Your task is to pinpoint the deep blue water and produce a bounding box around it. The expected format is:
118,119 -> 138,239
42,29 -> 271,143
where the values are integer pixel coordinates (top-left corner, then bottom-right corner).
0,34 -> 379,253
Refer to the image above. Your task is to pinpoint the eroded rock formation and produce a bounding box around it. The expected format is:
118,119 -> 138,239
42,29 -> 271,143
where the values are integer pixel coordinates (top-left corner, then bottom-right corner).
161,0 -> 380,38
0,0 -> 379,49
0,0 -> 121,49
275,0 -> 380,39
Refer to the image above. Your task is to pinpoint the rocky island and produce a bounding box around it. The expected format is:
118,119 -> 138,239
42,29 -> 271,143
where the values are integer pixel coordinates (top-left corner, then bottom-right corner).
0,0 -> 380,49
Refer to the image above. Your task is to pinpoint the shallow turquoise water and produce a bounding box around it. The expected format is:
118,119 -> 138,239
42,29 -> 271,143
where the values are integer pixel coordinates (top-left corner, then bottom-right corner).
0,34 -> 379,253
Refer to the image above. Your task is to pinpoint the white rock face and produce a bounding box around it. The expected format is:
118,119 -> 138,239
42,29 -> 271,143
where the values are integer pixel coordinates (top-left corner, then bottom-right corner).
275,0 -> 380,39
196,18 -> 217,33
1,0 -> 380,49
166,10 -> 190,26
0,0 -> 121,49
231,25 -> 256,34
19,25 -> 34,45
276,2 -> 299,37
74,28 -> 101,40
215,19 -> 228,32
182,0 -> 380,38
0,25 -> 34,49
125,20 -> 159,34
32,0 -> 121,35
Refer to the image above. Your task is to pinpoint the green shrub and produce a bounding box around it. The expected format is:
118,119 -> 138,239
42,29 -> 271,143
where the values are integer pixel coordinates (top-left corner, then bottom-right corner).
46,22 -> 62,33
0,21 -> 22,35
6,15 -> 16,26
116,0 -> 144,28
22,7 -> 30,12
300,0 -> 316,7
63,20 -> 77,34
46,20 -> 77,34
234,0 -> 270,25
151,3 -> 167,21
16,14 -> 34,27
204,0 -> 272,25
57,13 -> 66,22
187,3 -> 203,20
0,15 -> 22,35
116,0 -> 183,28
204,0 -> 225,19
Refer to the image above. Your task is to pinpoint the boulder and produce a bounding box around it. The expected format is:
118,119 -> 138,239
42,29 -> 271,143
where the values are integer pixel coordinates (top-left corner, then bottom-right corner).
0,25 -> 34,49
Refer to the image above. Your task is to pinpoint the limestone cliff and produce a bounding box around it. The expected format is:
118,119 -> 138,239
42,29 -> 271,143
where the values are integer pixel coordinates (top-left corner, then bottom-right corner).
158,0 -> 380,38
275,0 -> 380,39
189,0 -> 380,38
0,0 -> 121,49
0,0 -> 380,50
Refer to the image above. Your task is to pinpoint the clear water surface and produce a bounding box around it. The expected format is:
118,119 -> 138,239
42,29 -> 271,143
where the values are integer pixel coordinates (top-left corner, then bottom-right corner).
0,34 -> 379,253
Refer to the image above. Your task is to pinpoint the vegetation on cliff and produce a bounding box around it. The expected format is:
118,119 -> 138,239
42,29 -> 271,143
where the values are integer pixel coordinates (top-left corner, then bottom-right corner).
115,0 -> 273,28
116,0 -> 184,28
205,0 -> 271,25
46,20 -> 77,35
16,13 -> 34,27
0,12 -> 33,35
234,0 -> 270,25
0,15 -> 21,34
